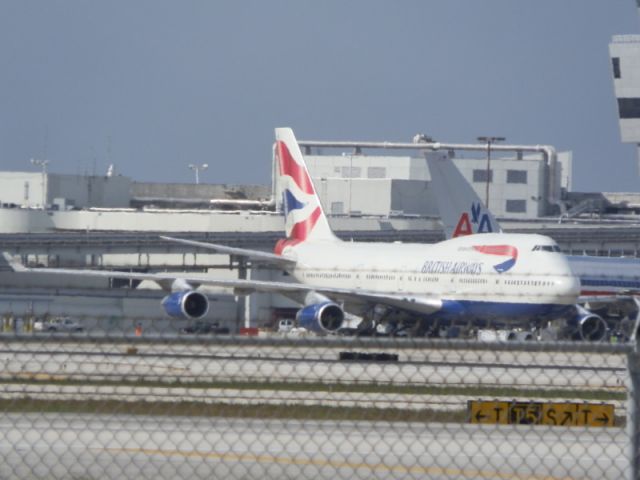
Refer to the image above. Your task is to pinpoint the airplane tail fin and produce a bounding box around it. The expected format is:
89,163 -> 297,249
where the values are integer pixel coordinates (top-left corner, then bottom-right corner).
274,128 -> 338,252
426,153 -> 502,239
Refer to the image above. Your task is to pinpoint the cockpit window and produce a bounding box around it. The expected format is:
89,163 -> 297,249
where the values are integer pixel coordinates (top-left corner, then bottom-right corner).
532,245 -> 561,253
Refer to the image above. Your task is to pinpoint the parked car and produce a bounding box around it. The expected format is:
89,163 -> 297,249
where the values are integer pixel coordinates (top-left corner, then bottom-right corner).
180,321 -> 229,335
34,317 -> 84,333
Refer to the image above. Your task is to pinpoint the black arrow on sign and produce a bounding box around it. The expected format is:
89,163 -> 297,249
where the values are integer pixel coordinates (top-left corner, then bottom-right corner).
475,411 -> 487,422
561,411 -> 573,425
595,413 -> 610,425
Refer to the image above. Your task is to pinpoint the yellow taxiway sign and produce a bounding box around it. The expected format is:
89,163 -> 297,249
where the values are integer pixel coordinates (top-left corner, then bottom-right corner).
468,400 -> 614,427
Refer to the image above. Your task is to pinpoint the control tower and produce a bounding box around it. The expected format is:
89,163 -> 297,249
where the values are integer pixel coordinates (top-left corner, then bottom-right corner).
610,1 -> 640,171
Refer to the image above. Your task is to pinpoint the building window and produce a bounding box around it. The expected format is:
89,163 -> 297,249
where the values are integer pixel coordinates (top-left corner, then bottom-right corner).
506,170 -> 528,184
618,98 -> 640,119
612,57 -> 621,79
473,169 -> 492,183
506,199 -> 527,213
367,166 -> 386,178
24,182 -> 29,201
341,166 -> 361,178
330,202 -> 344,214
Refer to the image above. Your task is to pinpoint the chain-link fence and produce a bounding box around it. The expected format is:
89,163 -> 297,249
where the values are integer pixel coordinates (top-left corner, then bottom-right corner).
0,333 -> 636,479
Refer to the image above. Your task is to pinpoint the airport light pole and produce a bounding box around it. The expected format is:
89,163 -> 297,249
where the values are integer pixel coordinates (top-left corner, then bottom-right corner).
30,158 -> 50,208
188,163 -> 208,184
477,136 -> 505,208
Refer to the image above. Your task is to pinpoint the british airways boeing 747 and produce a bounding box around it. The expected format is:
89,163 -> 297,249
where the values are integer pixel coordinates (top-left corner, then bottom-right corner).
4,128 -> 582,337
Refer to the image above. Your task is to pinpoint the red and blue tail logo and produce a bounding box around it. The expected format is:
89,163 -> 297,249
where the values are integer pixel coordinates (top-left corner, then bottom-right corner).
276,140 -> 322,243
453,202 -> 495,237
473,244 -> 518,273
273,128 -> 337,255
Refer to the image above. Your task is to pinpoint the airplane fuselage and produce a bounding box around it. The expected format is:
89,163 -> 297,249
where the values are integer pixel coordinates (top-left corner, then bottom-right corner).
284,233 -> 580,322
568,255 -> 640,297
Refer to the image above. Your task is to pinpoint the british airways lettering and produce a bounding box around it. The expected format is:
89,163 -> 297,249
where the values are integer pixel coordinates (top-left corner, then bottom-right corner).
421,260 -> 483,275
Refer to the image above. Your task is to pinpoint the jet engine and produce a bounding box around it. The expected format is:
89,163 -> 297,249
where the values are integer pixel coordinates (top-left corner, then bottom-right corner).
161,291 -> 209,319
296,302 -> 345,333
552,306 -> 608,342
573,312 -> 607,342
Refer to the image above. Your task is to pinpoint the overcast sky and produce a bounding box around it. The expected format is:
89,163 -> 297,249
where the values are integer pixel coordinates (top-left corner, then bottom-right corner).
1,1 -> 638,191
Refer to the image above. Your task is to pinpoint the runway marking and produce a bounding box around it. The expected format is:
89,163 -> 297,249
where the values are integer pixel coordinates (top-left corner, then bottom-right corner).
103,447 -> 574,480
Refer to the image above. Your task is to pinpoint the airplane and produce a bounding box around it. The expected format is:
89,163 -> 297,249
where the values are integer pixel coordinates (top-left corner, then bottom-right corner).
3,128 -> 582,338
426,151 -> 640,340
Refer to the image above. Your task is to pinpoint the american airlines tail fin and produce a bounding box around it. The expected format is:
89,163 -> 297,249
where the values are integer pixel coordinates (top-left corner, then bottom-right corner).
426,153 -> 502,239
274,128 -> 338,251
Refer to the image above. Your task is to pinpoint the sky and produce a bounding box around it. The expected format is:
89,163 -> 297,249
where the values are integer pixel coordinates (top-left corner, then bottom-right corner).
0,1 -> 638,192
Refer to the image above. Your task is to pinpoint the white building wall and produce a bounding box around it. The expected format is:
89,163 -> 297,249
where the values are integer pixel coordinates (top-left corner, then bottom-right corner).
300,153 -> 547,219
610,35 -> 640,170
390,180 -> 436,216
316,178 -> 392,216
48,174 -> 132,208
304,155 -> 415,180
0,172 -> 131,209
452,157 -> 546,218
0,172 -> 44,208
557,151 -> 572,193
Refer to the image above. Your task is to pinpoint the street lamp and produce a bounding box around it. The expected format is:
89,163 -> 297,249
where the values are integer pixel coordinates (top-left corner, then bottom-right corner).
188,163 -> 208,184
476,136 -> 505,208
30,158 -> 50,208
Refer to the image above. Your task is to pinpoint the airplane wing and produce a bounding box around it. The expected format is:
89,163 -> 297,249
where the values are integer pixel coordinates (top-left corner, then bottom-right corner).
3,253 -> 442,316
160,236 -> 296,268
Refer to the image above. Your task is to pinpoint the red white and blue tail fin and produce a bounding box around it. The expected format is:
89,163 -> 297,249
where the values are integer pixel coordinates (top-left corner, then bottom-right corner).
274,128 -> 338,251
426,153 -> 502,239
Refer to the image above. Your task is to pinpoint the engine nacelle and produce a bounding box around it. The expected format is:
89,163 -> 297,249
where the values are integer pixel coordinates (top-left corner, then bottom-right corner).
161,291 -> 209,319
296,302 -> 345,333
575,313 -> 607,342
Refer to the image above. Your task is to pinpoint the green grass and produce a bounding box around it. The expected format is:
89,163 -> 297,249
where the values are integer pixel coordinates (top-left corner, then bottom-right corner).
0,398 -> 467,423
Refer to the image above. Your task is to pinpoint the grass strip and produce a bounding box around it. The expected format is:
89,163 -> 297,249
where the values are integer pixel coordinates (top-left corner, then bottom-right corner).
0,398 -> 465,423
0,399 -> 626,427
0,376 -> 625,401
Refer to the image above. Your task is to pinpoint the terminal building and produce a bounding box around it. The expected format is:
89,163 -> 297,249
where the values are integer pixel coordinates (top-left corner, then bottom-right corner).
299,150 -> 567,219
0,144 -> 569,233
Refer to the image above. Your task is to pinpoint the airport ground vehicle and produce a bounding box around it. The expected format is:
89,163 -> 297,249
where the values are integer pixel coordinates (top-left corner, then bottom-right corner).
34,317 -> 83,332
277,319 -> 295,333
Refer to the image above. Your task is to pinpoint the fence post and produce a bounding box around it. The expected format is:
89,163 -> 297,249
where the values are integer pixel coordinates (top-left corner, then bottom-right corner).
629,347 -> 640,480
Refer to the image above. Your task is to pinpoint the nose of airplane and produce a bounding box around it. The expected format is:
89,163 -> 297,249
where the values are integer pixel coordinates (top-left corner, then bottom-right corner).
555,273 -> 581,303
